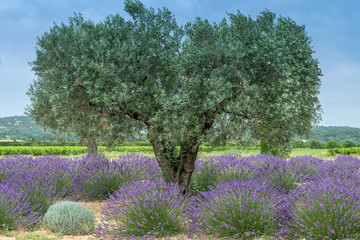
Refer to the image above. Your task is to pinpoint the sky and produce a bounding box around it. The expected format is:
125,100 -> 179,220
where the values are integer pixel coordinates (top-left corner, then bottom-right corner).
0,0 -> 359,127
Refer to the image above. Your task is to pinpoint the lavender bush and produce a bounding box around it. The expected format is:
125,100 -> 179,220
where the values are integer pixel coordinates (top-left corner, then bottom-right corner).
288,155 -> 324,178
73,154 -> 160,200
97,179 -> 193,239
0,158 -> 18,183
192,179 -> 283,239
285,178 -> 360,240
0,184 -> 41,230
2,156 -> 74,216
217,160 -> 258,184
247,154 -> 323,194
322,156 -> 360,184
72,155 -> 135,200
191,154 -> 259,196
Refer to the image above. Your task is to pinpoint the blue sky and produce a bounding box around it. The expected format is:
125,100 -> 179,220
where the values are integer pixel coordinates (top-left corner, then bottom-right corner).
0,0 -> 359,127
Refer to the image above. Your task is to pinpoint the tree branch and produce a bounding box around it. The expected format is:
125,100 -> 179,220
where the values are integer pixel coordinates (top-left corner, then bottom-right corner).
200,89 -> 245,135
223,110 -> 250,119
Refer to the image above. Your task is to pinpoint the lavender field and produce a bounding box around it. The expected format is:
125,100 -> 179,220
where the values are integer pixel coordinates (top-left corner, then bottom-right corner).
1,153 -> 360,239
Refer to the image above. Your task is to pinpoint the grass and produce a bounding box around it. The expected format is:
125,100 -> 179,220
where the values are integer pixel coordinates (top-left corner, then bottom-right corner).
290,148 -> 330,159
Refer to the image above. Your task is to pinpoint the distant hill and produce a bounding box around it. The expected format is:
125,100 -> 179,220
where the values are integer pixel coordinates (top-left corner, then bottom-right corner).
310,126 -> 360,143
0,116 -> 75,141
1,116 -> 360,143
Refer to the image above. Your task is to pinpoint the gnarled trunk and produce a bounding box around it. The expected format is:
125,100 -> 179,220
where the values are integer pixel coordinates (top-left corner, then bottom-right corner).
87,138 -> 98,155
150,138 -> 199,193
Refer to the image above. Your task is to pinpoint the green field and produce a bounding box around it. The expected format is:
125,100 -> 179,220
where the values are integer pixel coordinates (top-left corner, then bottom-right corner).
0,145 -> 337,160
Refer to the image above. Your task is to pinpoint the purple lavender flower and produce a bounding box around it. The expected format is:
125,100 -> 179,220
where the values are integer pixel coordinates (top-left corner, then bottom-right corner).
72,154 -> 161,200
1,155 -> 75,215
322,155 -> 360,184
191,179 -> 282,239
96,178 -> 193,239
284,178 -> 360,239
0,183 -> 41,230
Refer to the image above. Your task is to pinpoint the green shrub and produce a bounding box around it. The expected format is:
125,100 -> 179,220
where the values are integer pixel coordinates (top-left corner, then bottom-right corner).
43,201 -> 95,235
326,139 -> 341,149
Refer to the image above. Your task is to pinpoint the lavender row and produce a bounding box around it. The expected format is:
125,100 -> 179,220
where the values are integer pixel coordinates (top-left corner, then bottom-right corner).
97,154 -> 360,239
188,154 -> 360,239
1,153 -> 360,239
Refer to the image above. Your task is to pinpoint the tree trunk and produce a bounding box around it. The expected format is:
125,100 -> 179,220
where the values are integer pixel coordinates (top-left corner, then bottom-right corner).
175,144 -> 199,194
150,138 -> 199,194
87,138 -> 98,155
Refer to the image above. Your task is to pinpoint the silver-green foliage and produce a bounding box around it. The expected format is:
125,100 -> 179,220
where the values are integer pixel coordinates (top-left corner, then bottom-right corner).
43,201 -> 95,235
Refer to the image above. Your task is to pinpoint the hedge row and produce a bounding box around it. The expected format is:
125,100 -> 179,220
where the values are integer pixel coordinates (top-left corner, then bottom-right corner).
328,147 -> 360,156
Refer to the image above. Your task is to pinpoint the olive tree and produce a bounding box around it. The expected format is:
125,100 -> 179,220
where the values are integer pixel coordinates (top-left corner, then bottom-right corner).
28,0 -> 322,191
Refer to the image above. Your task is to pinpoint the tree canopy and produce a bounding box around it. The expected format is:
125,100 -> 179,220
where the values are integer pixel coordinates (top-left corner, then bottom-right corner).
27,0 -> 322,190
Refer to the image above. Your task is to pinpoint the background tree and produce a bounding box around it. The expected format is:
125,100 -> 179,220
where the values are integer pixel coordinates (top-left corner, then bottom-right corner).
343,140 -> 356,148
326,139 -> 341,149
292,140 -> 308,148
309,140 -> 325,149
28,0 -> 322,191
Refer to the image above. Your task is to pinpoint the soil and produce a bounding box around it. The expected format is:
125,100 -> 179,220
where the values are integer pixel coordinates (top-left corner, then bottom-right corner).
0,201 -> 108,240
